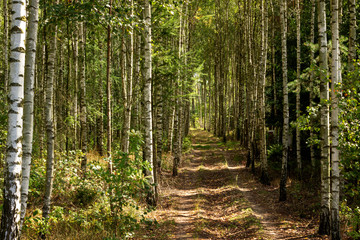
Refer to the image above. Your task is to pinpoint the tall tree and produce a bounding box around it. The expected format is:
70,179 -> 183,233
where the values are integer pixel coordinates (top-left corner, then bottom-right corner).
295,0 -> 302,179
348,0 -> 356,71
309,0 -> 316,178
330,0 -> 341,238
79,22 -> 87,174
121,0 -> 134,154
318,0 -> 331,235
279,0 -> 289,202
0,0 -> 26,239
3,0 -> 8,90
106,0 -> 113,171
259,0 -> 270,185
21,0 -> 39,229
42,1 -> 59,236
143,0 -> 156,206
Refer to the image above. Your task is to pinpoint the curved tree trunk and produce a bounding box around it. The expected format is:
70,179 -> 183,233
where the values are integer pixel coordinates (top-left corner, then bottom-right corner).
0,0 -> 26,239
20,0 -> 39,229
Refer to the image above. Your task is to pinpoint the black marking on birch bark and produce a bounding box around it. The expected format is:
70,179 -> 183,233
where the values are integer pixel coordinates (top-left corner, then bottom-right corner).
7,146 -> 17,153
8,109 -> 19,114
13,0 -> 25,4
10,82 -> 22,87
12,47 -> 26,53
15,136 -> 23,143
10,26 -> 24,34
10,58 -> 21,63
15,16 -> 27,21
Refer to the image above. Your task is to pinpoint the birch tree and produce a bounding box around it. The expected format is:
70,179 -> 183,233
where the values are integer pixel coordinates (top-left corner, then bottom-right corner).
318,0 -> 331,234
106,0 -> 113,171
42,0 -> 58,233
260,0 -> 270,185
3,0 -> 8,90
330,0 -> 341,238
121,0 -> 134,154
0,0 -> 26,239
143,0 -> 156,206
309,0 -> 316,178
21,0 -> 39,229
348,0 -> 356,71
79,23 -> 87,174
279,0 -> 289,202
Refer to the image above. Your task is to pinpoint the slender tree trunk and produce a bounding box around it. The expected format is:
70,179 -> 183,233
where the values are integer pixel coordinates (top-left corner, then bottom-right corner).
309,0 -> 316,178
318,0 -> 331,235
20,0 -> 39,229
156,85 -> 163,170
295,0 -> 302,180
143,0 -> 156,206
42,1 -> 58,237
121,1 -> 134,154
260,0 -> 270,186
79,23 -> 87,174
348,0 -> 356,71
0,1 -> 26,239
330,0 -> 341,238
3,0 -> 8,90
279,0 -> 289,202
106,0 -> 113,171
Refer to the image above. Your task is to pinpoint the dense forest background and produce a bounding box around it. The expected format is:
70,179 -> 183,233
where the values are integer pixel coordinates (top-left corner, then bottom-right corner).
0,0 -> 359,239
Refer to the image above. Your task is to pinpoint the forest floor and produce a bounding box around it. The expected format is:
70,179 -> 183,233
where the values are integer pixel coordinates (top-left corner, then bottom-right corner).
135,129 -> 330,240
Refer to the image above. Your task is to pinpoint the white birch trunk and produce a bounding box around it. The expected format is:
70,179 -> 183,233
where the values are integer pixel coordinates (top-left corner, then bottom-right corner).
309,0 -> 316,178
348,0 -> 356,71
318,0 -> 331,235
330,0 -> 341,238
260,0 -> 269,185
20,0 -> 39,229
42,4 -> 58,226
0,1 -> 26,239
3,0 -> 9,90
79,23 -> 87,174
143,0 -> 156,206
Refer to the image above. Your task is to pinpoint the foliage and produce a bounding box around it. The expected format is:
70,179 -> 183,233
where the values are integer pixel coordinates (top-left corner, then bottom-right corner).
339,60 -> 360,238
182,137 -> 192,153
95,130 -> 151,238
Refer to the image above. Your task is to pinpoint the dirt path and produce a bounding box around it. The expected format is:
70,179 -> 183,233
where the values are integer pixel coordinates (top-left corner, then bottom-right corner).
137,130 -> 324,239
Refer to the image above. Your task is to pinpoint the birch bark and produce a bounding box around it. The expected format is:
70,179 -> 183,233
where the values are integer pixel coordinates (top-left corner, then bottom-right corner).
42,3 -> 58,229
330,0 -> 341,238
279,0 -> 289,202
21,0 -> 39,229
144,0 -> 156,206
318,0 -> 331,235
0,0 -> 26,239
348,0 -> 356,71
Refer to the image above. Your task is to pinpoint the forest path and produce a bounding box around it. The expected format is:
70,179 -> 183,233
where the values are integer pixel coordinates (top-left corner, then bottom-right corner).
137,129 -> 323,239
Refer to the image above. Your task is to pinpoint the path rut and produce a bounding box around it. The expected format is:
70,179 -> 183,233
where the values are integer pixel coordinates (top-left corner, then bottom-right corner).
136,130 -> 324,240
